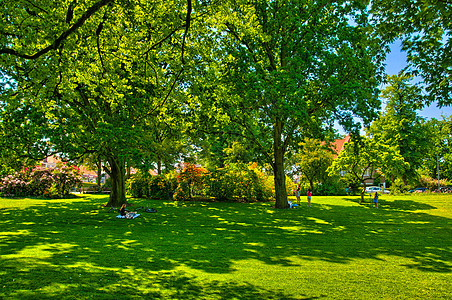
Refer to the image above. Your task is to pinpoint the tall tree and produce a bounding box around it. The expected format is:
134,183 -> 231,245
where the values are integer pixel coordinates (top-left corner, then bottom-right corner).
421,116 -> 452,182
296,138 -> 334,191
368,74 -> 429,185
0,0 -> 195,206
195,0 -> 385,208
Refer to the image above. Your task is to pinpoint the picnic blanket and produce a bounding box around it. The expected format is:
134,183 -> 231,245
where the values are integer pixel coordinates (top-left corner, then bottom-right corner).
116,213 -> 140,219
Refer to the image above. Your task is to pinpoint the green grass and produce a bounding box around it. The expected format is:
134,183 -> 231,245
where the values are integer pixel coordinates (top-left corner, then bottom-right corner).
0,194 -> 451,299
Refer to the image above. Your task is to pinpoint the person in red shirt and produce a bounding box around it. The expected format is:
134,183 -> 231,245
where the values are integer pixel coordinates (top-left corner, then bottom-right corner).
307,189 -> 312,207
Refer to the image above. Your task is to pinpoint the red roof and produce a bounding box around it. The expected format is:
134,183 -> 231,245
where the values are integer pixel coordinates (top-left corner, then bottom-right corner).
331,135 -> 351,158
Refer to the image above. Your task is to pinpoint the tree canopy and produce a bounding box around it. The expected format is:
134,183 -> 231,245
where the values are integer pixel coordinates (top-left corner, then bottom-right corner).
370,0 -> 452,106
368,74 -> 430,185
192,0 -> 385,208
1,0 -> 449,206
0,0 -> 196,206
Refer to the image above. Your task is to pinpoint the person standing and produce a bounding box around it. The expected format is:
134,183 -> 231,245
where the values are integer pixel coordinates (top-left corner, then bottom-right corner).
373,192 -> 379,209
296,183 -> 301,205
307,189 -> 312,207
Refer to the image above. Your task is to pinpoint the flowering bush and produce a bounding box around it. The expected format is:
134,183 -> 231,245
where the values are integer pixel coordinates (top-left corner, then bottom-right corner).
174,164 -> 208,201
0,172 -> 29,197
52,162 -> 82,196
417,175 -> 450,191
0,163 -> 82,198
126,163 -> 275,202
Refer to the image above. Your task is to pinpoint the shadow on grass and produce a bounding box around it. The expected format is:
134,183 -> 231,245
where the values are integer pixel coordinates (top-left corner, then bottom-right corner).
342,197 -> 437,211
0,194 -> 450,298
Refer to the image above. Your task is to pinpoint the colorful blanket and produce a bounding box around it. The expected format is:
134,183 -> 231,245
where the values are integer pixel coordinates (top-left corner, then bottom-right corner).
116,213 -> 140,219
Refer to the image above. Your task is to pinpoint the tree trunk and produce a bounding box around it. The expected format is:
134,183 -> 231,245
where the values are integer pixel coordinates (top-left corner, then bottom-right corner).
402,174 -> 408,186
106,156 -> 127,207
359,179 -> 366,203
273,120 -> 289,209
157,158 -> 162,175
96,159 -> 102,190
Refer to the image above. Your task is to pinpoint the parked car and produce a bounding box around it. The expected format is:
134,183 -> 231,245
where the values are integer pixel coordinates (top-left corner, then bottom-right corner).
365,186 -> 390,194
408,187 -> 428,193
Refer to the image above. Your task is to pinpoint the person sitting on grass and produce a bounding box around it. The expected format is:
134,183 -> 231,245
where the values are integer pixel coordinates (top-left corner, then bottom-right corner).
120,204 -> 138,219
120,204 -> 127,216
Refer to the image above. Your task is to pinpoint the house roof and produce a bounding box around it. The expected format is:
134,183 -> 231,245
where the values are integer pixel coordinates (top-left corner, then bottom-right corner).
331,135 -> 351,158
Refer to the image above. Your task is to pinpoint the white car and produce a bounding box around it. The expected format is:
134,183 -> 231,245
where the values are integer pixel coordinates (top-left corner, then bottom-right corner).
365,186 -> 390,194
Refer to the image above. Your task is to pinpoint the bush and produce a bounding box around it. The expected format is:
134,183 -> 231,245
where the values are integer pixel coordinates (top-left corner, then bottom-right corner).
0,172 -> 29,197
0,164 -> 82,198
126,171 -> 151,198
126,171 -> 178,200
126,163 -> 275,202
314,180 -> 347,196
391,178 -> 409,194
175,163 -> 208,200
205,163 -> 274,202
417,175 -> 450,191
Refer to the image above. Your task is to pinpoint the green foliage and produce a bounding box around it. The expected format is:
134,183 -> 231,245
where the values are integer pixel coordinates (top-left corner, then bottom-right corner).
420,117 -> 452,183
0,0 -> 198,206
297,177 -> 346,196
370,0 -> 451,106
328,135 -> 408,201
205,163 -> 274,202
126,171 -> 177,200
368,74 -> 430,184
296,138 -> 335,190
390,178 -> 409,195
126,171 -> 151,199
193,0 -> 385,208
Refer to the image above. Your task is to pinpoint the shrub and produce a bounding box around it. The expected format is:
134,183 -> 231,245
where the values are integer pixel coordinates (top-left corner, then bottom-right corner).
175,163 -> 208,200
205,163 -> 274,202
391,178 -> 409,194
0,164 -> 82,198
126,171 -> 178,200
0,172 -> 29,197
51,163 -> 82,196
417,176 -> 450,191
126,171 -> 151,198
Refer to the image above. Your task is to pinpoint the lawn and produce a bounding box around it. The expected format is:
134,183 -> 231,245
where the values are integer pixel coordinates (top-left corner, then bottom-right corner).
0,193 -> 451,299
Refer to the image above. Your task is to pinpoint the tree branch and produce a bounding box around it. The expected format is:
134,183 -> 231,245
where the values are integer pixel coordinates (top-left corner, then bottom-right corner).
0,0 -> 114,59
180,0 -> 192,64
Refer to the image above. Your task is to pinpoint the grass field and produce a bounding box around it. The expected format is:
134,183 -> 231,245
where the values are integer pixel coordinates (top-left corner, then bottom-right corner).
0,193 -> 451,299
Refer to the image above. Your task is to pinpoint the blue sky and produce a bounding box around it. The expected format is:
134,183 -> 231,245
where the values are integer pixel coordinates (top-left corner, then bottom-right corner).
385,40 -> 451,121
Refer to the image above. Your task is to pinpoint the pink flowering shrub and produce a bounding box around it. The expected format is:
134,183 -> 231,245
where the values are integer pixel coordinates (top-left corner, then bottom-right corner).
0,172 -> 29,197
0,163 -> 82,197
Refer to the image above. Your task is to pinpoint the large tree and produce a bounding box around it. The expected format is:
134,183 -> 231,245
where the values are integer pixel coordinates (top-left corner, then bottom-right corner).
368,74 -> 430,185
194,0 -> 385,208
0,0 -> 196,206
